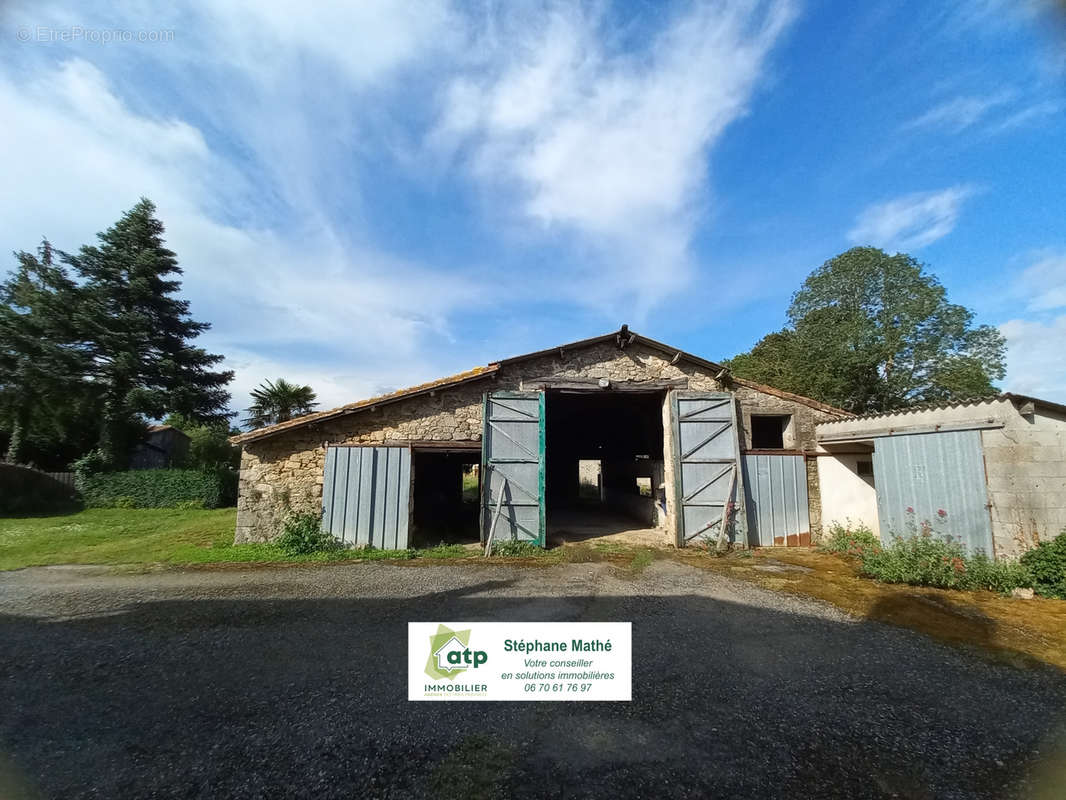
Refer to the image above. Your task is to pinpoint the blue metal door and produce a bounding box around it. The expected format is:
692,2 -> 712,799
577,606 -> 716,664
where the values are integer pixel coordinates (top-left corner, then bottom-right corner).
481,391 -> 545,545
742,454 -> 810,546
322,446 -> 411,549
872,430 -> 993,554
671,392 -> 747,546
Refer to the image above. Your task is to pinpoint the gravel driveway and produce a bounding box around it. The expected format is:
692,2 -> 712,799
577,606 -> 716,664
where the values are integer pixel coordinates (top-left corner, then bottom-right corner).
1,560 -> 1064,799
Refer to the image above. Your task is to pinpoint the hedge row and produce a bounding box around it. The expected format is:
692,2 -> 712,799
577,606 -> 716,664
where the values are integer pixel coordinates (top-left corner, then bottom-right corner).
77,468 -> 238,509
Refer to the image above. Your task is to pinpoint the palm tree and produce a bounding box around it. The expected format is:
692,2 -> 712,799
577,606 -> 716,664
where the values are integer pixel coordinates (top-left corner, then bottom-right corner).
244,379 -> 318,429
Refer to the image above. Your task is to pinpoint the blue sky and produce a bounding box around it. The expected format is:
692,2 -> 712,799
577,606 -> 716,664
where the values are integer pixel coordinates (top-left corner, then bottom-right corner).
3,0 -> 1065,413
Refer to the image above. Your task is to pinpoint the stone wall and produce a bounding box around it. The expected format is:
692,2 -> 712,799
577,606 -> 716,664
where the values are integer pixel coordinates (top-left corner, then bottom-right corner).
235,341 -> 839,543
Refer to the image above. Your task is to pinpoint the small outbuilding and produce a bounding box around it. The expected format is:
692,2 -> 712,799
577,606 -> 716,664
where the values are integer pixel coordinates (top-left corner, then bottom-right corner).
815,395 -> 1066,558
231,327 -> 850,550
129,424 -> 190,470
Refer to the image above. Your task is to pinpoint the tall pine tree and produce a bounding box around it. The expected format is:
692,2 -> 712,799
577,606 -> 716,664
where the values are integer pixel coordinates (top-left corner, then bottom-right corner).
63,199 -> 233,467
0,241 -> 94,465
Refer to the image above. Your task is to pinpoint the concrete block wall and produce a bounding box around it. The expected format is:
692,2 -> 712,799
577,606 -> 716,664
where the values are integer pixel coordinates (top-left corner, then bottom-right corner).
981,405 -> 1066,557
235,341 -> 841,543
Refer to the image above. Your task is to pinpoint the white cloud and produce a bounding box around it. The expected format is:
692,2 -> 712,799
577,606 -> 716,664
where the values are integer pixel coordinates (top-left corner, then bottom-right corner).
848,185 -> 977,250
1015,250 -> 1066,312
0,56 -> 481,415
998,248 -> 1066,401
435,0 -> 796,314
2,0 -> 800,417
999,316 -> 1066,400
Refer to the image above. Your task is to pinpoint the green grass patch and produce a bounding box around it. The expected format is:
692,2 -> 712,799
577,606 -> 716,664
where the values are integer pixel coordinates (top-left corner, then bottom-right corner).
628,548 -> 655,574
0,509 -> 482,570
490,540 -> 546,557
0,508 -> 238,570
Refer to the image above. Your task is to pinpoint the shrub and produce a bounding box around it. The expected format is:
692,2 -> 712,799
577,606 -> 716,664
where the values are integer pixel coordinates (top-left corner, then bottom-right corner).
72,449 -> 113,476
820,520 -> 881,557
861,532 -> 1033,594
76,468 -> 237,509
276,512 -> 341,555
1020,531 -> 1066,599
491,540 -> 544,557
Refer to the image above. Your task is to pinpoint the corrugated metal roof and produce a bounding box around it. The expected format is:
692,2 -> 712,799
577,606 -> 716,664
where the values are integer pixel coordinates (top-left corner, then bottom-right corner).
231,327 -> 851,445
816,392 -> 1066,428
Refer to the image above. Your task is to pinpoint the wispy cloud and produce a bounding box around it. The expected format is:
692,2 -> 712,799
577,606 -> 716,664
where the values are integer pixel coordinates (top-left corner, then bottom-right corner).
848,185 -> 978,250
434,0 -> 796,315
1015,249 -> 1066,312
2,0 -> 800,411
0,0 -> 475,412
903,90 -> 1061,137
902,92 -> 1014,133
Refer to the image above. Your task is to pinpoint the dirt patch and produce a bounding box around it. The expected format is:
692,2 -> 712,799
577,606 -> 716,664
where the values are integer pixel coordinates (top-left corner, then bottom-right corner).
679,547 -> 1066,670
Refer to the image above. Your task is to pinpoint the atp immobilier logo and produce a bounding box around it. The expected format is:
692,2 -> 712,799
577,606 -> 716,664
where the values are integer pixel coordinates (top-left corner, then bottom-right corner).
424,624 -> 488,680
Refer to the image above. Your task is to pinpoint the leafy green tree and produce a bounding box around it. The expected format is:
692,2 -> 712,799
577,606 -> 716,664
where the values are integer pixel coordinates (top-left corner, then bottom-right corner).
163,413 -> 241,470
727,247 -> 1006,413
62,199 -> 233,466
244,378 -> 318,428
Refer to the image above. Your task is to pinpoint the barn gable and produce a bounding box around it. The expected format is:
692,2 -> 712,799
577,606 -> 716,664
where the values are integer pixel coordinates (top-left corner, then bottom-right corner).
233,328 -> 848,546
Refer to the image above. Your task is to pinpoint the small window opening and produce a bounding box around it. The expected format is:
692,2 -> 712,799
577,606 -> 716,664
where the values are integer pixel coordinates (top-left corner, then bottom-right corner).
578,459 -> 602,500
750,415 -> 788,449
635,477 -> 652,497
856,460 -> 874,478
461,464 -> 480,502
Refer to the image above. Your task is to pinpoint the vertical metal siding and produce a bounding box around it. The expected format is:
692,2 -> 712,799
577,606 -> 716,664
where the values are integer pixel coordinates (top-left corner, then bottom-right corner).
481,391 -> 545,545
322,446 -> 410,549
742,454 -> 810,546
872,430 -> 993,554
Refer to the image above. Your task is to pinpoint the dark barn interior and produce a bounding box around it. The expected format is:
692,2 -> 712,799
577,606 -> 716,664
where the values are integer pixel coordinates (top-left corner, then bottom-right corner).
544,390 -> 665,542
411,448 -> 480,546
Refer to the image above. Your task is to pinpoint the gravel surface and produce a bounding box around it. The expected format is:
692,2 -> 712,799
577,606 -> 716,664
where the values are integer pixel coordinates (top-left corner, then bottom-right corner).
1,560 -> 1064,799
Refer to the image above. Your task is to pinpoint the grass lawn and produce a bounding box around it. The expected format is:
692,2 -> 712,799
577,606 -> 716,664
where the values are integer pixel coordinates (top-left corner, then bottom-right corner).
0,508 -> 482,571
0,508 -> 239,570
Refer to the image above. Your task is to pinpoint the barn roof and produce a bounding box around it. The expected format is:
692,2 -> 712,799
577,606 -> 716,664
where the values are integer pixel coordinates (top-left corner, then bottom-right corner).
816,392 -> 1066,428
230,327 -> 850,445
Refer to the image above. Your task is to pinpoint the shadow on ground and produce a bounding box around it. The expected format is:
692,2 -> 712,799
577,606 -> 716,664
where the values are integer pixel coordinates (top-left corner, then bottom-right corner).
1,576 -> 1065,799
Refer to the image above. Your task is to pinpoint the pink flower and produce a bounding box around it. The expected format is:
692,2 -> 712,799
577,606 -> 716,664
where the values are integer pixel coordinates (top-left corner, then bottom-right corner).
906,506 -> 914,513
937,509 -> 947,518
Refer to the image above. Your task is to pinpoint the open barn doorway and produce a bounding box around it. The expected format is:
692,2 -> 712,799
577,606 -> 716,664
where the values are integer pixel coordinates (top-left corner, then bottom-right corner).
410,446 -> 481,547
544,390 -> 669,546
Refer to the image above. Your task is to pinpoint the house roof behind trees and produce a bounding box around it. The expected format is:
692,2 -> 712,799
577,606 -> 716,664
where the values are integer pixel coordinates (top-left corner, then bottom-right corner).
230,327 -> 851,445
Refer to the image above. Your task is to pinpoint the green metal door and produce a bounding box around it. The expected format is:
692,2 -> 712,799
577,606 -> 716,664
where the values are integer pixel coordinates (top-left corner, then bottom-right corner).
671,391 -> 747,547
481,391 -> 545,546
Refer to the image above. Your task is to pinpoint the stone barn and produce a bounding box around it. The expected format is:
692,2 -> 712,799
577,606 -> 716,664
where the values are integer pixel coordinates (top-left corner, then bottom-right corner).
231,328 -> 850,549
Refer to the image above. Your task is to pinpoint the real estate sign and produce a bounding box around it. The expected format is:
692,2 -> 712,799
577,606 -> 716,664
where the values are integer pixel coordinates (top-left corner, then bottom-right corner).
408,622 -> 632,701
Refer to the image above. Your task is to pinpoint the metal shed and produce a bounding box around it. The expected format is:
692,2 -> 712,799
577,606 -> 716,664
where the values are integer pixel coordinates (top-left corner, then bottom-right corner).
816,395 -> 1066,558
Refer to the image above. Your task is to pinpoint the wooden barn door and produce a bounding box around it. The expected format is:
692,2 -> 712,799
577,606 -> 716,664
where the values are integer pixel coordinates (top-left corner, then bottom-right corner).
671,392 -> 747,547
481,391 -> 545,546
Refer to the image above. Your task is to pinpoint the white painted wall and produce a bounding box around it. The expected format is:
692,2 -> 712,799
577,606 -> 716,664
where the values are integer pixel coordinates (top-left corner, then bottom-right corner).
816,453 -> 880,537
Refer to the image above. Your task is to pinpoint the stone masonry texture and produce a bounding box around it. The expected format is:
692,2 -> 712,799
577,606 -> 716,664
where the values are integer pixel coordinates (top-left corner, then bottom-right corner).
235,341 -> 837,543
